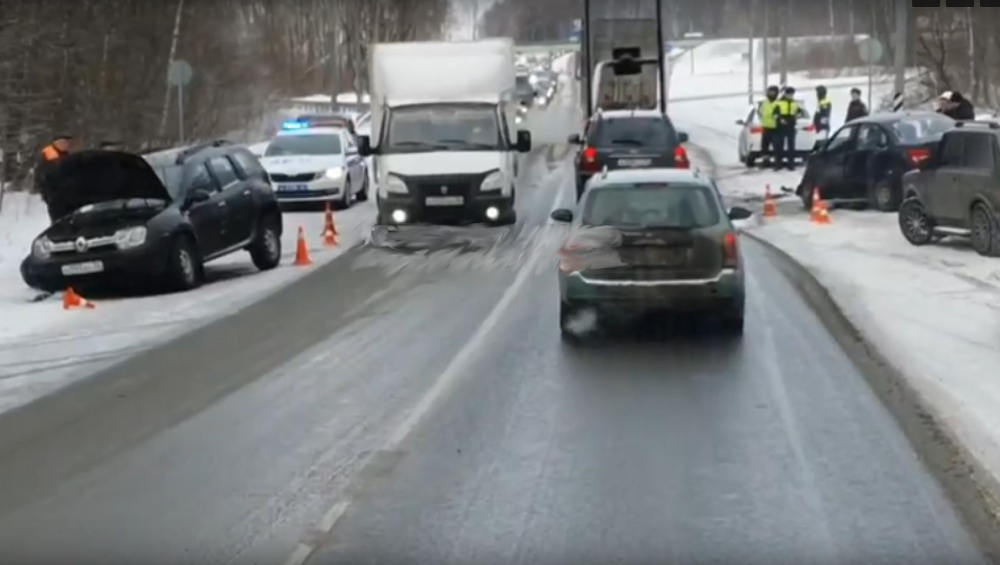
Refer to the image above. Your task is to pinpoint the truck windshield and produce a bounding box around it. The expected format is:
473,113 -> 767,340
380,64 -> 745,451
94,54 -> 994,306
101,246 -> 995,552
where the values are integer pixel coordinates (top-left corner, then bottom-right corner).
386,105 -> 503,152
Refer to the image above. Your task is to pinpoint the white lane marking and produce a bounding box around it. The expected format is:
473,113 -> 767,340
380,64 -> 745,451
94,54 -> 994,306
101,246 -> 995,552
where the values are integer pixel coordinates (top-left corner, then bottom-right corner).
280,155 -> 570,565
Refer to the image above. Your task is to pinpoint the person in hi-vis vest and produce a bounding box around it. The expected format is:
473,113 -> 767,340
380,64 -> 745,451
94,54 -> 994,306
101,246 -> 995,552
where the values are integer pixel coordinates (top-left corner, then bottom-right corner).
757,85 -> 780,168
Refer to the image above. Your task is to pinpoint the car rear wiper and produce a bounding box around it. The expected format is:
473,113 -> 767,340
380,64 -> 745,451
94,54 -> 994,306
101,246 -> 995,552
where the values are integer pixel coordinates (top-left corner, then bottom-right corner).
609,139 -> 644,146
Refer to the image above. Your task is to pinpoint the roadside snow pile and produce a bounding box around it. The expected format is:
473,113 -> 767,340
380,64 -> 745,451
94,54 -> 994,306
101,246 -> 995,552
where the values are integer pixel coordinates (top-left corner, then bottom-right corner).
745,209 -> 1000,497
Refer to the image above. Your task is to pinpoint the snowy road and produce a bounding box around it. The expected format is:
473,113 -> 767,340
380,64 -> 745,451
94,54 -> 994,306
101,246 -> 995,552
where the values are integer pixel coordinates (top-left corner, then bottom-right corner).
0,43 -> 991,563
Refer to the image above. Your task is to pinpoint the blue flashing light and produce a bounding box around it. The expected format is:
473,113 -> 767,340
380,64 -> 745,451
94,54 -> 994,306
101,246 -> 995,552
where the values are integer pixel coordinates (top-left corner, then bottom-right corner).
281,119 -> 309,130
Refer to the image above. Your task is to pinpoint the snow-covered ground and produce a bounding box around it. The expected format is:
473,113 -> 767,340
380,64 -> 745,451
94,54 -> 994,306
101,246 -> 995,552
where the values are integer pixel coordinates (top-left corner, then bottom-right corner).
0,190 -> 374,414
673,38 -> 1000,516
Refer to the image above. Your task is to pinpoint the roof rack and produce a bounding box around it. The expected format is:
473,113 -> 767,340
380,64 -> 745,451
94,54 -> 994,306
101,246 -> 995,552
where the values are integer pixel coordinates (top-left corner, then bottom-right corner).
954,120 -> 1000,129
174,139 -> 232,164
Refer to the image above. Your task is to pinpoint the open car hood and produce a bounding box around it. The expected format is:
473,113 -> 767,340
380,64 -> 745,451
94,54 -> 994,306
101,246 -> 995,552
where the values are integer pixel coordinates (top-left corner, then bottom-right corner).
45,150 -> 171,221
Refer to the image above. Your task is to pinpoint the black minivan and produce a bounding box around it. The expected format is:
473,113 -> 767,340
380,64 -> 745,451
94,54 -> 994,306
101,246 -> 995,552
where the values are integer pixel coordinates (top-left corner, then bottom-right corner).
21,143 -> 283,292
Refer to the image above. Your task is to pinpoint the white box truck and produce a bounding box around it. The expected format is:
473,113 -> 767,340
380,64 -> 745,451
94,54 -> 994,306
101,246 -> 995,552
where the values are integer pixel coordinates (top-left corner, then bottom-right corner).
358,38 -> 531,226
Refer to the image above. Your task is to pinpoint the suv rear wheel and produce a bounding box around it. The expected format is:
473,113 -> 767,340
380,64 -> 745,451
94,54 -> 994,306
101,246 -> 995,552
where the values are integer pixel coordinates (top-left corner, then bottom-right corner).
898,199 -> 934,246
970,203 -> 999,256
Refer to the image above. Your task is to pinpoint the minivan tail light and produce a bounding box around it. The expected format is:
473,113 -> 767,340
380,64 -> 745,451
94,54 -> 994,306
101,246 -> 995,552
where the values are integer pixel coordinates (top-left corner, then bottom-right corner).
722,231 -> 738,268
674,145 -> 690,168
581,146 -> 600,173
907,147 -> 931,166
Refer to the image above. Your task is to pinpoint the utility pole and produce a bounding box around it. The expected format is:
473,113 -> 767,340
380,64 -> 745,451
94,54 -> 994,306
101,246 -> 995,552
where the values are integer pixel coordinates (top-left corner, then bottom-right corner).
583,0 -> 592,116
778,0 -> 788,86
471,0 -> 479,40
761,0 -> 769,90
828,0 -> 835,37
849,0 -> 855,36
893,0 -> 906,98
656,0 -> 666,113
748,0 -> 755,105
868,0 -> 874,111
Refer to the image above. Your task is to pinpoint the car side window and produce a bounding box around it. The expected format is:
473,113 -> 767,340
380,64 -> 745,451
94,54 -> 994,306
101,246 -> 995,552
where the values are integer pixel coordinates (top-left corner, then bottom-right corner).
208,156 -> 240,188
824,125 -> 855,152
230,150 -> 265,180
938,133 -> 965,168
963,133 -> 995,170
857,125 -> 888,150
187,163 -> 218,193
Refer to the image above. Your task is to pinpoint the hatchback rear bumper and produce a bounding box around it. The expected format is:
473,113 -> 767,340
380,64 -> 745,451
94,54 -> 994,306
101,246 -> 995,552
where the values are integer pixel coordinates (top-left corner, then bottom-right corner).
560,268 -> 744,311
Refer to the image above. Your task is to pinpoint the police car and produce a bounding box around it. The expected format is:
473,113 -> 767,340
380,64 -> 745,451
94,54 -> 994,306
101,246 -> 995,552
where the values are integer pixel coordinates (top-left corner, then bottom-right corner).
735,98 -> 817,167
260,119 -> 369,208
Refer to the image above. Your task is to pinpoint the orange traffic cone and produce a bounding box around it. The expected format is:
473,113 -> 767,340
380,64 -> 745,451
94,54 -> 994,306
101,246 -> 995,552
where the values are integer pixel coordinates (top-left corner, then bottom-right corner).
322,203 -> 338,247
810,187 -> 831,224
763,184 -> 777,218
294,226 -> 313,266
62,287 -> 95,310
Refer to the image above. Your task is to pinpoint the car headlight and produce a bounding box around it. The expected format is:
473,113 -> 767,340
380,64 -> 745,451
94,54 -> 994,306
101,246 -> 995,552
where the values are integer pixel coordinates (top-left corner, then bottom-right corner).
384,174 -> 408,194
480,171 -> 505,193
325,167 -> 344,181
32,236 -> 52,260
114,226 -> 147,250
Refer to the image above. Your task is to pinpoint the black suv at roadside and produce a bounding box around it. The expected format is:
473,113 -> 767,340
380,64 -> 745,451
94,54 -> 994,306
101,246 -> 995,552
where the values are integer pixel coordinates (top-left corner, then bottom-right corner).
568,109 -> 690,200
898,121 -> 1000,256
21,142 -> 283,292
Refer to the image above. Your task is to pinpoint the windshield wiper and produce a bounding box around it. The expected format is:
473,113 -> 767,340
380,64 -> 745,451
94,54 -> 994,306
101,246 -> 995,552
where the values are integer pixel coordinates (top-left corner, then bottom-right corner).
435,139 -> 497,149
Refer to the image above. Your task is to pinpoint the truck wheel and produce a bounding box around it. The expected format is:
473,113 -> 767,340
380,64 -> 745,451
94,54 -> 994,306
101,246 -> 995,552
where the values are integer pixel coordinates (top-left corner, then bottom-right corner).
167,234 -> 203,291
249,214 -> 282,270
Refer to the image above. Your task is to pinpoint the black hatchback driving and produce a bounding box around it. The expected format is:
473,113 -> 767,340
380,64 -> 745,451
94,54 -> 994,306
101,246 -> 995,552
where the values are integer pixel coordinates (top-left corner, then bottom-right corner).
569,109 -> 690,200
21,144 -> 283,292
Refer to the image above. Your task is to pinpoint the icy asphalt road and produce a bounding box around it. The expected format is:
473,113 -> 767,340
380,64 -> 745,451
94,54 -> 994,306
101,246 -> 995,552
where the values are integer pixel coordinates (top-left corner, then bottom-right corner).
0,148 -> 987,563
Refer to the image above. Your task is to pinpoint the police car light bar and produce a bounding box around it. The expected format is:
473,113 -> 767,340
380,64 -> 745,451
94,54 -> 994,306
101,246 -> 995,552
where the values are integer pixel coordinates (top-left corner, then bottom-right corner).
281,119 -> 309,130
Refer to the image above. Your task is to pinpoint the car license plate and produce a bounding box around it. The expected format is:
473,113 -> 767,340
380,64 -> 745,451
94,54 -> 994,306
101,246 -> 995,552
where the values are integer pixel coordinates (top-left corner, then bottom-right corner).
61,260 -> 104,276
278,184 -> 309,192
425,196 -> 464,206
618,158 -> 652,167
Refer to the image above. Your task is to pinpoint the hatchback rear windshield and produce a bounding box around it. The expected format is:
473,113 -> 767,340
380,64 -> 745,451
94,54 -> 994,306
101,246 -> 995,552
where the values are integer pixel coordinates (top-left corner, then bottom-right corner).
591,117 -> 676,148
891,114 -> 954,144
582,183 -> 720,229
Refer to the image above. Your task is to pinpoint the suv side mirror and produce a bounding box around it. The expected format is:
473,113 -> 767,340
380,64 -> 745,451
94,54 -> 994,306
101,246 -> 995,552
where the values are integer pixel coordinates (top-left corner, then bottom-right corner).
516,130 -> 532,153
358,135 -> 373,157
567,133 -> 583,144
728,206 -> 753,221
677,131 -> 690,143
735,119 -> 746,126
550,208 -> 573,222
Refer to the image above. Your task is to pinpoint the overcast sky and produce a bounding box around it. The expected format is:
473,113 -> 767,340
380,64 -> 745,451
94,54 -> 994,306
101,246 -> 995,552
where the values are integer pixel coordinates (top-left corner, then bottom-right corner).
447,0 -> 497,40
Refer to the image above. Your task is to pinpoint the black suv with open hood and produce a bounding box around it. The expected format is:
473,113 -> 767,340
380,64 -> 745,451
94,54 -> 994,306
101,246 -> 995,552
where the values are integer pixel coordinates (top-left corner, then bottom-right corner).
21,145 -> 283,292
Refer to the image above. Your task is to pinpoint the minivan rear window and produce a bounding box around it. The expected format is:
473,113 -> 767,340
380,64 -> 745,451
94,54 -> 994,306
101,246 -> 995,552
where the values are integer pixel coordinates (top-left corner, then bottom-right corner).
591,117 -> 676,148
582,183 -> 720,229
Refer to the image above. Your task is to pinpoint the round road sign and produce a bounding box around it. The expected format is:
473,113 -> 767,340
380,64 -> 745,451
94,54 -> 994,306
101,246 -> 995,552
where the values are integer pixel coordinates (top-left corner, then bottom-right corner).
857,38 -> 883,65
168,59 -> 193,86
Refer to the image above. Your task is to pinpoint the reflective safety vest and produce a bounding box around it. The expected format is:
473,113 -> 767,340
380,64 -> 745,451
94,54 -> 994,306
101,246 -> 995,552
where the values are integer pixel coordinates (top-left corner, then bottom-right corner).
775,99 -> 800,127
759,99 -> 779,129
817,96 -> 832,111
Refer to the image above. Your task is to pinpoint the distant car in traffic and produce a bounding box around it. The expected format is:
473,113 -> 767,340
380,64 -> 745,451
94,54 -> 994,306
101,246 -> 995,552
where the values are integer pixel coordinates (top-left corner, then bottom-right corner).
21,143 -> 282,293
261,123 -> 369,209
898,121 -> 1000,256
550,168 -> 752,340
568,109 -> 690,200
797,111 -> 954,211
736,99 -> 817,167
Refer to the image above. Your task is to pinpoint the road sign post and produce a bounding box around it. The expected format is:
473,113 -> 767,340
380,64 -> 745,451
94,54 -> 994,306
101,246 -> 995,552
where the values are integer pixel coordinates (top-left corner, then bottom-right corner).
168,59 -> 194,142
857,37 -> 882,112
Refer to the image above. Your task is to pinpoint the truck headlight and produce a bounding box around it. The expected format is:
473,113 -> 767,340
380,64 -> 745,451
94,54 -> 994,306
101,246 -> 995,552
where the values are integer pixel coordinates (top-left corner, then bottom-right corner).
114,226 -> 147,250
325,167 -> 344,181
480,171 -> 505,193
384,174 -> 408,194
32,236 -> 52,260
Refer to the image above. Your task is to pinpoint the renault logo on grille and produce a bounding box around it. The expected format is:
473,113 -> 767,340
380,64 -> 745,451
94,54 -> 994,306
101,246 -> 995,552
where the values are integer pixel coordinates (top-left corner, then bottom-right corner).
74,237 -> 89,253
440,185 -> 449,195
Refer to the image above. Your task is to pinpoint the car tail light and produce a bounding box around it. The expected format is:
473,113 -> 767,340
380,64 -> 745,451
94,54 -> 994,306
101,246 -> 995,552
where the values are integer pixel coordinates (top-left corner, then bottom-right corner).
907,147 -> 931,166
674,145 -> 690,168
749,126 -> 764,134
722,231 -> 738,268
581,146 -> 600,173
804,123 -> 816,132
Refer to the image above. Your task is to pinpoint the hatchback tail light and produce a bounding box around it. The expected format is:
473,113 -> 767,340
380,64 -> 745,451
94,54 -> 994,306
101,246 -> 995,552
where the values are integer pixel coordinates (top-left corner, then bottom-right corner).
804,123 -> 816,132
581,146 -> 600,173
722,231 -> 738,268
674,145 -> 690,168
907,147 -> 931,166
749,126 -> 764,134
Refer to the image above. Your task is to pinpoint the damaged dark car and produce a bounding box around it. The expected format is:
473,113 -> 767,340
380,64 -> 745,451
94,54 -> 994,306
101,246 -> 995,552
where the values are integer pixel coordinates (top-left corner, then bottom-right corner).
21,146 -> 283,293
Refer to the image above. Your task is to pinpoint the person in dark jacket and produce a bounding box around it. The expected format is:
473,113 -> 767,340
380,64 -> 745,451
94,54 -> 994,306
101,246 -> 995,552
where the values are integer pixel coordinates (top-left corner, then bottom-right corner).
35,135 -> 73,222
773,86 -> 805,171
845,88 -> 868,122
937,91 -> 975,121
814,85 -> 832,138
